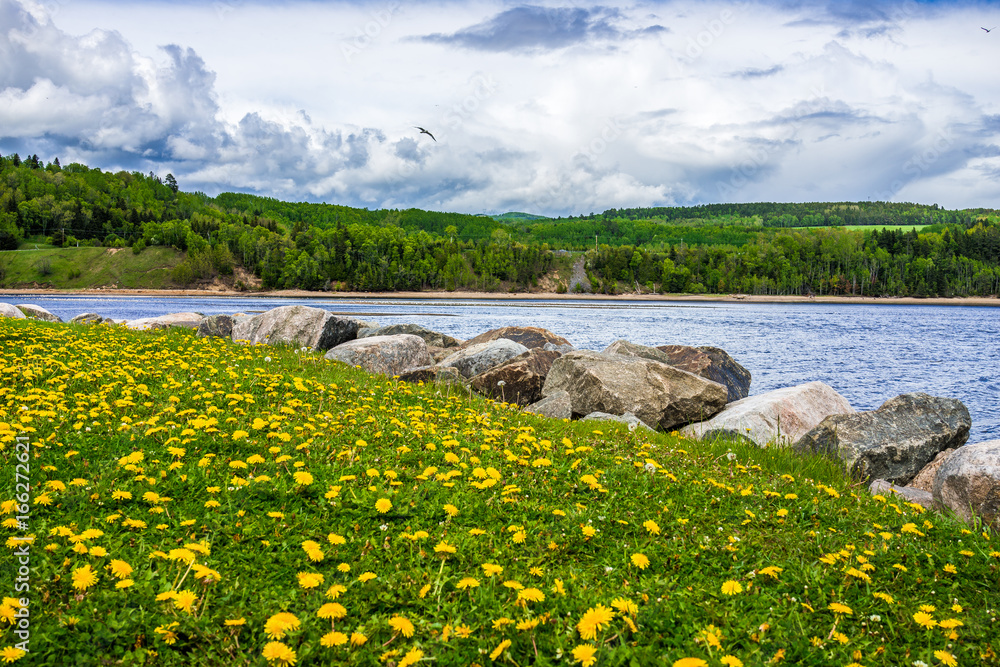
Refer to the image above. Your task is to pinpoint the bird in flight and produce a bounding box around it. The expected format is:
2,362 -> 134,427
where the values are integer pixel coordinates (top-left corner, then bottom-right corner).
982,26 -> 996,32
415,126 -> 437,142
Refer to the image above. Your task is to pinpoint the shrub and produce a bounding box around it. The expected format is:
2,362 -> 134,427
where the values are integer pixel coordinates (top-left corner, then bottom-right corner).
132,238 -> 147,255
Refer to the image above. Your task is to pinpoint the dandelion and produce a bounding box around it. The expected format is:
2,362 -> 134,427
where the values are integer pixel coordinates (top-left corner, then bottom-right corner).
358,572 -> 377,583
721,657 -> 743,667
261,641 -> 296,665
109,559 -> 133,579
398,648 -> 424,667
912,611 -> 937,629
0,647 -> 27,662
293,471 -> 313,486
934,650 -> 957,666
71,564 -> 98,591
456,577 -> 480,590
490,639 -> 512,660
482,563 -> 504,577
673,659 -> 708,667
434,541 -> 457,554
320,631 -> 349,647
631,553 -> 650,569
720,580 -> 743,595
297,572 -> 324,589
643,520 -> 661,535
389,616 -> 415,638
317,603 -> 347,620
611,597 -> 638,616
444,504 -> 459,517
264,612 -> 301,639
828,602 -> 853,616
572,644 -> 598,666
577,604 -> 615,640
517,588 -> 545,603
375,498 -> 392,514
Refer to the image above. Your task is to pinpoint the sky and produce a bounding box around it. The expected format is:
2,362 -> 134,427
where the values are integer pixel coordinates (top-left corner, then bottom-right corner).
1,0 -> 999,216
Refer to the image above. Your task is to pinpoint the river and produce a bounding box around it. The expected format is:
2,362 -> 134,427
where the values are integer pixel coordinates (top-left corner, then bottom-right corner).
2,294 -> 997,442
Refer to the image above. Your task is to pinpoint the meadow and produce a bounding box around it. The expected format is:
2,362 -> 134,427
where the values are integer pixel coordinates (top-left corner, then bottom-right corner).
0,318 -> 997,666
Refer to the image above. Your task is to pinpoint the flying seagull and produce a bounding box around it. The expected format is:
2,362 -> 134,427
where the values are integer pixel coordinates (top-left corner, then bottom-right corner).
982,26 -> 996,32
415,126 -> 436,142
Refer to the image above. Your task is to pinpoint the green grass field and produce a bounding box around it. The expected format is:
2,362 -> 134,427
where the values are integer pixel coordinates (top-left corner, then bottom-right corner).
1,318 -> 997,666
0,246 -> 182,289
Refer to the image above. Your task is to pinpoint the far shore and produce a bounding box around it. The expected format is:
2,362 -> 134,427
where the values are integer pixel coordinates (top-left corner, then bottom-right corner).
1,286 -> 998,307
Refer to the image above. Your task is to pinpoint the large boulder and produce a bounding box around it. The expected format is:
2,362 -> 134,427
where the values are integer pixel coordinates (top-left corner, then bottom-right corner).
682,381 -> 853,447
197,314 -> 236,339
463,326 -> 571,350
0,303 -> 26,319
525,390 -> 572,420
71,312 -> 104,325
125,312 -> 203,331
933,440 -> 1000,530
398,365 -> 467,387
470,349 -> 561,406
231,305 -> 363,351
582,411 -> 655,433
541,350 -> 727,431
656,345 -> 751,402
910,448 -> 957,493
359,323 -> 462,348
439,339 -> 530,378
793,393 -> 971,485
15,304 -> 61,322
324,334 -> 432,376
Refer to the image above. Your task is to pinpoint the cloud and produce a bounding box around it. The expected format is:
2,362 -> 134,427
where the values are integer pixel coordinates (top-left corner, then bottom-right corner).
418,5 -> 667,53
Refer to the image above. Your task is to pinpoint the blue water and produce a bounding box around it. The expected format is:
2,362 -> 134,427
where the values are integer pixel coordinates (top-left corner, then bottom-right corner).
2,294 -> 998,442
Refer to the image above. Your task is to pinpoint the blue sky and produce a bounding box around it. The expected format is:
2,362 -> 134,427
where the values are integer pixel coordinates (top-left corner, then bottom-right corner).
1,0 -> 998,215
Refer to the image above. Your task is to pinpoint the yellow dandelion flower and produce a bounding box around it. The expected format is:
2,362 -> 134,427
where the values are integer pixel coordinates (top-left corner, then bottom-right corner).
631,553 -> 650,570
320,631 -> 349,647
490,639 -> 512,660
389,616 -> 415,638
721,657 -> 743,667
482,563 -> 504,577
934,650 -> 957,666
71,565 -> 98,591
297,572 -> 324,589
572,644 -> 598,667
108,559 -> 133,579
912,611 -> 937,628
350,632 -> 368,646
643,520 -> 660,535
398,648 -> 424,667
720,580 -> 743,595
293,471 -> 313,486
264,612 -> 300,640
358,572 -> 377,583
577,604 -> 615,640
444,504 -> 459,517
827,602 -> 853,616
261,641 -> 297,665
375,498 -> 392,513
317,603 -> 347,619
0,647 -> 27,663
673,659 -> 708,667
456,577 -> 480,590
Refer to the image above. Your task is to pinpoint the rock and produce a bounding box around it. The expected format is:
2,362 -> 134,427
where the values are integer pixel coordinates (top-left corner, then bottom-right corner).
71,312 -> 104,325
439,339 -> 530,378
15,304 -> 61,322
793,393 -> 971,485
933,440 -> 1000,530
426,346 -> 454,364
470,349 -> 561,406
398,365 -> 468,386
541,350 -> 727,431
656,344 -> 752,402
910,448 -> 956,493
324,334 -> 432,376
231,305 -> 363,351
125,312 -> 203,331
544,342 -> 575,353
463,326 -> 571,350
525,391 -> 572,420
197,314 -> 236,339
582,411 -> 655,432
682,381 -> 853,447
0,303 -> 26,319
869,479 -> 935,509
358,323 -> 462,348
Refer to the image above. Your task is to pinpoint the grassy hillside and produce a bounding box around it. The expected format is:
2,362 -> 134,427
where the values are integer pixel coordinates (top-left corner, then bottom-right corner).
0,318 -> 997,666
0,246 -> 183,289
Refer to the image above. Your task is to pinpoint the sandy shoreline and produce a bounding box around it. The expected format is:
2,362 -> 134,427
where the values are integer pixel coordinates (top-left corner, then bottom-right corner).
0,287 -> 997,307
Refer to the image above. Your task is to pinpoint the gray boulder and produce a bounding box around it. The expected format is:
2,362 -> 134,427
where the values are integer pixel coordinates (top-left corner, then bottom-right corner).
15,304 -> 61,322
525,391 -> 573,420
582,411 -> 655,433
324,334 -> 432,376
793,393 -> 971,485
440,339 -> 530,378
0,303 -> 26,319
470,349 -> 561,406
910,448 -> 956,493
463,326 -> 571,350
125,312 -> 203,331
398,365 -> 467,386
869,479 -> 935,510
71,312 -> 104,325
544,342 -> 575,353
682,381 -> 853,447
197,314 -> 236,339
541,350 -> 727,431
933,440 -> 1000,530
656,344 -> 752,402
231,305 -> 363,351
358,323 -> 462,348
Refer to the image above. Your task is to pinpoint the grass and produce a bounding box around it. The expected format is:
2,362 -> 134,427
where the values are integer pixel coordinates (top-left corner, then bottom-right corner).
0,318 -> 998,666
0,247 -> 182,289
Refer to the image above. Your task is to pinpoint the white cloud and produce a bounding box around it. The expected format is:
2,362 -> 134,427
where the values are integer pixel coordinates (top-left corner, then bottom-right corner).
1,0 -> 998,215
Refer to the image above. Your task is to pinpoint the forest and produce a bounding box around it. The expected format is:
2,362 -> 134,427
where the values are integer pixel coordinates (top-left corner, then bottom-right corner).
1,152 -> 998,296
